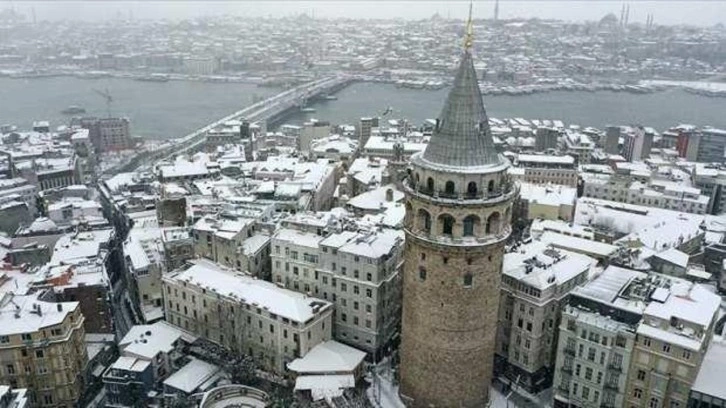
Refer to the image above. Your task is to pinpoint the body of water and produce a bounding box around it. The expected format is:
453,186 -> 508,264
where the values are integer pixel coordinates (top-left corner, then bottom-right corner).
0,77 -> 276,140
286,82 -> 726,132
2,77 -> 726,140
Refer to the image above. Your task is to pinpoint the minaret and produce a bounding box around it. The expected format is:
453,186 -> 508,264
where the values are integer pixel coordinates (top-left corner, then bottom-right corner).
399,6 -> 517,408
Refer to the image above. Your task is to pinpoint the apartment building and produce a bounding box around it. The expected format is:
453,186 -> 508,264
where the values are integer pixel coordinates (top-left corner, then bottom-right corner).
516,182 -> 577,222
674,126 -> 726,163
560,130 -> 595,164
0,293 -> 87,407
625,279 -> 720,408
162,259 -> 333,374
582,173 -> 710,214
515,154 -> 578,187
192,214 -> 270,278
552,265 -> 721,408
688,334 -> 726,408
271,226 -> 404,358
496,243 -> 596,393
553,266 -> 646,408
103,321 -> 192,407
124,227 -> 166,323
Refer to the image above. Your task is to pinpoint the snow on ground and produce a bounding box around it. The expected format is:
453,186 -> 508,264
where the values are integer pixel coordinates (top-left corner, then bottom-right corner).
365,358 -> 539,408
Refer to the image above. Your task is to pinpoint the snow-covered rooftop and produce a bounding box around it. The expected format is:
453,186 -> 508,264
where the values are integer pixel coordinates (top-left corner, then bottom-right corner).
691,335 -> 726,399
163,357 -> 220,394
166,259 -> 332,323
287,340 -> 366,374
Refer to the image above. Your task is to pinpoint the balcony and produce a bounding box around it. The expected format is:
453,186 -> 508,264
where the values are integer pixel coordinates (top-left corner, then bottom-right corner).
561,365 -> 573,374
607,363 -> 622,373
563,346 -> 576,356
604,382 -> 619,392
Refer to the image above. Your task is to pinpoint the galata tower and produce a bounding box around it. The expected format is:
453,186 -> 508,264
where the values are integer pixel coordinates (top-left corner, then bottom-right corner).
399,12 -> 517,408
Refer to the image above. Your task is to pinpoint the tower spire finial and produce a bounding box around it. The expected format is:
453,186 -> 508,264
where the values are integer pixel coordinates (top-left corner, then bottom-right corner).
464,1 -> 474,51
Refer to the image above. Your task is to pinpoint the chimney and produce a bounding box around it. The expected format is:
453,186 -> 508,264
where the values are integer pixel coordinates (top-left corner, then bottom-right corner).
385,188 -> 394,202
56,304 -> 62,312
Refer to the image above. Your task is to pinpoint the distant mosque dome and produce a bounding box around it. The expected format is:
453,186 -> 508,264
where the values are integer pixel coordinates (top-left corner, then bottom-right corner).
599,13 -> 619,28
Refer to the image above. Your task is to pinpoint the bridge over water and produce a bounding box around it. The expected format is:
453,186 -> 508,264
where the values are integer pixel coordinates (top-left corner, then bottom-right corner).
105,75 -> 351,174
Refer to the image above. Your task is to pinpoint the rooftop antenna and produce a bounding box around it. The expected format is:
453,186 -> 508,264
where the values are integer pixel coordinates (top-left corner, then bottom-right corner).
494,0 -> 499,21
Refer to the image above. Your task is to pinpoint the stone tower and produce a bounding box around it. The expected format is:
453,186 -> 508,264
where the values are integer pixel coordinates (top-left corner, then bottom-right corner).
399,15 -> 517,408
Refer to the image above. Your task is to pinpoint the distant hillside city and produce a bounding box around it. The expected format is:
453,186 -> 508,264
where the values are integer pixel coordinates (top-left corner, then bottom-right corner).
0,4 -> 724,408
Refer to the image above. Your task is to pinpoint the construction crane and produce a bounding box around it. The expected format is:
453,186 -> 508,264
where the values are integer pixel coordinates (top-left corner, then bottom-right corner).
93,88 -> 113,117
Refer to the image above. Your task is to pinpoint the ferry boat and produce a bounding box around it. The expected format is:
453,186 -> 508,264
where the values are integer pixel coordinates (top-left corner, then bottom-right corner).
61,105 -> 86,115
136,73 -> 170,82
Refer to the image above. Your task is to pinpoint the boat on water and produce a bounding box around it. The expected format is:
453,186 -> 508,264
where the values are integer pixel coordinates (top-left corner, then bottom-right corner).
300,107 -> 316,113
322,95 -> 338,101
136,73 -> 170,83
61,105 -> 86,115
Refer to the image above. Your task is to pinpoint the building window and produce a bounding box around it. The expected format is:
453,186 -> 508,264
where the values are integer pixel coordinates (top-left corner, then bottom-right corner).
463,273 -> 473,288
463,215 -> 479,237
649,397 -> 660,408
418,209 -> 431,233
662,343 -> 671,353
35,350 -> 44,358
634,388 -> 642,399
21,333 -> 31,341
467,181 -> 478,197
419,267 -> 427,281
643,337 -> 651,347
637,370 -> 646,381
439,214 -> 455,236
486,212 -> 501,234
444,181 -> 455,196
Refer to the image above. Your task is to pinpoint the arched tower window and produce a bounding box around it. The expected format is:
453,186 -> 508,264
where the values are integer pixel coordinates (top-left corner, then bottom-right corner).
418,209 -> 432,233
426,177 -> 434,193
439,214 -> 455,236
467,182 -> 478,198
463,215 -> 480,237
419,266 -> 427,281
487,180 -> 495,194
404,202 -> 413,225
444,181 -> 455,196
486,212 -> 501,234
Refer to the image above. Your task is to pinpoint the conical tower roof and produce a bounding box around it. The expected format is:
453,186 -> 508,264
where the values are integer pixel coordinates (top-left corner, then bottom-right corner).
420,49 -> 502,169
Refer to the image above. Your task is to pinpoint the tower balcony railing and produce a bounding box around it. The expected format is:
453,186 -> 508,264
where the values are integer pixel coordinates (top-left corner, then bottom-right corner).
404,179 -> 518,206
406,225 -> 512,247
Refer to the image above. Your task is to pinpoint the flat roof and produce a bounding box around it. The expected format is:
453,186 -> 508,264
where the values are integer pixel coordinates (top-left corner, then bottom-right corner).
691,336 -> 726,399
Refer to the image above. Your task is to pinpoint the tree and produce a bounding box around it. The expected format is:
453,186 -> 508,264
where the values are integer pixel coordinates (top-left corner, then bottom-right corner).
223,353 -> 258,386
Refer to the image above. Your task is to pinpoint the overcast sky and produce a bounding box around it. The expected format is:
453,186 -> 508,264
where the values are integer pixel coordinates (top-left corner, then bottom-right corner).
5,1 -> 725,26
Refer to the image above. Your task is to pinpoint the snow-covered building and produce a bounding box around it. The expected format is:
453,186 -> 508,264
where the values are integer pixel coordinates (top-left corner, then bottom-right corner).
162,259 -> 333,374
497,242 -> 597,393
271,224 -> 404,358
516,182 -> 577,222
288,340 -> 366,401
